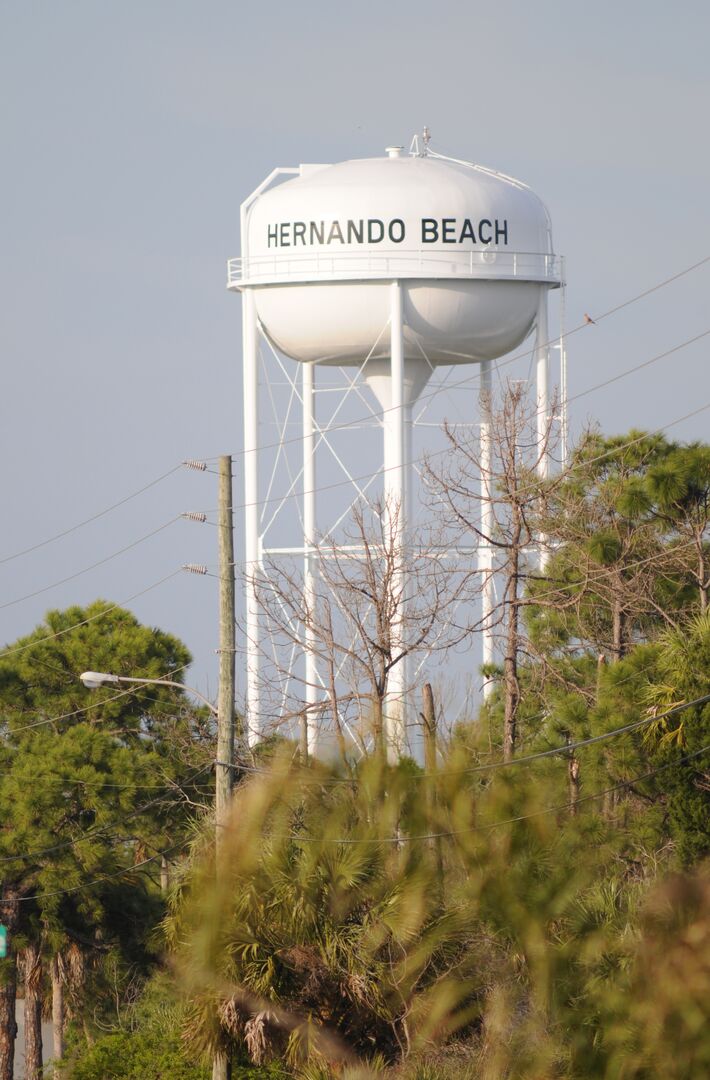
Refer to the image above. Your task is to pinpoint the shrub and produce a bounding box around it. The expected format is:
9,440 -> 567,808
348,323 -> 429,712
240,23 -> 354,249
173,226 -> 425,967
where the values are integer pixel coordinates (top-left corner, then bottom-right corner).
67,1030 -> 209,1080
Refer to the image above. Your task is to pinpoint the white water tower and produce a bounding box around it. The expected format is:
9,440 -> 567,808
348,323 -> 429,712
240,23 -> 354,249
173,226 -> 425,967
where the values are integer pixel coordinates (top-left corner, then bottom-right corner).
228,136 -> 564,755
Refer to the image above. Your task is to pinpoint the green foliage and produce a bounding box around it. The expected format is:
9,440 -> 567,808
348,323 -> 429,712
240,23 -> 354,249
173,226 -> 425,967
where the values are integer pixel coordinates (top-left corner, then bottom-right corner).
169,754 -> 482,1068
0,601 -> 213,1066
67,1032 -> 209,1080
592,870 -> 710,1079
642,614 -> 710,863
162,428 -> 710,1076
645,441 -> 710,527
64,972 -> 218,1079
168,749 -> 630,1073
0,599 -> 200,756
530,430 -> 697,662
163,720 -> 710,1078
0,602 -> 211,919
3,429 -> 710,1078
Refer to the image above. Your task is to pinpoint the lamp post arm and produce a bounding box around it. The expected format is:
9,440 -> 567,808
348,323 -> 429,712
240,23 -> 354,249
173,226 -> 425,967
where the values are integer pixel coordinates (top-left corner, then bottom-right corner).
79,672 -> 218,716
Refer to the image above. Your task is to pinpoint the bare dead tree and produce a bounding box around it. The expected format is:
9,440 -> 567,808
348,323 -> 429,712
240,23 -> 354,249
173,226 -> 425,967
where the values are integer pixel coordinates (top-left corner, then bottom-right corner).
424,381 -> 569,761
250,497 -> 464,763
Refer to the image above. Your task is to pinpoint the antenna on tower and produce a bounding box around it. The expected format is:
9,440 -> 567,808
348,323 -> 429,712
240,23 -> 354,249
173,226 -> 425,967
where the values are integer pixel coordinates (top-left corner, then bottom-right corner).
409,126 -> 431,157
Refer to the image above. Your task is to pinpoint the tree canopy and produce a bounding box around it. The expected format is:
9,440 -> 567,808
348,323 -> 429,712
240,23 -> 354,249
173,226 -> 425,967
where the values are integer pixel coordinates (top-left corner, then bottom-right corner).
0,601 -> 214,1079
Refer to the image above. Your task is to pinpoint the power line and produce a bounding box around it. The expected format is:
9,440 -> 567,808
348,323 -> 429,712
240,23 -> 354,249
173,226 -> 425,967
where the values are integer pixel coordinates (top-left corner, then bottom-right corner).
0,570 -> 182,662
0,518 -> 179,612
595,255 -> 710,321
242,649 -> 672,759
565,328 -> 710,408
1,651 -> 657,791
0,772 -> 211,791
1,663 -> 194,736
234,691 -> 710,785
202,532 -> 702,593
0,254 -> 703,588
7,738 -> 707,901
0,256 -> 703,600
0,763 -> 213,866
0,263 -> 704,733
2,838 -> 190,905
189,390 -> 710,526
441,692 -> 710,777
197,254 -> 710,464
421,400 -> 710,527
0,466 -> 181,566
3,710 -> 707,896
287,740 -> 710,845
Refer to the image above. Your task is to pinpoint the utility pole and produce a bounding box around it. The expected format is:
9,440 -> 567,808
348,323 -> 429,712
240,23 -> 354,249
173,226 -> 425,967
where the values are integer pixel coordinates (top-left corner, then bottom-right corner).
216,454 -> 236,833
214,454 -> 236,1080
421,683 -> 444,902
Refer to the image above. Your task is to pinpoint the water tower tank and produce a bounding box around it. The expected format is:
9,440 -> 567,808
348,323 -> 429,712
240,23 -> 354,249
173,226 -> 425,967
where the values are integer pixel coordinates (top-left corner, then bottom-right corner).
229,142 -> 563,755
236,147 -> 560,369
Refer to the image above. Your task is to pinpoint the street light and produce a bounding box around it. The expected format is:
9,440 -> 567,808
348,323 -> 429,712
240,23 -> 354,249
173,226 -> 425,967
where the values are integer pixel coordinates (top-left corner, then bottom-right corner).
79,671 -> 218,716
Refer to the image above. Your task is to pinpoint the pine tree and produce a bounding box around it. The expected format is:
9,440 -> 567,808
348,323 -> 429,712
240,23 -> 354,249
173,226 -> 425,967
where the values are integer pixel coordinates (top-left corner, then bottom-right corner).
532,430 -> 687,664
0,601 -> 212,1076
644,442 -> 710,611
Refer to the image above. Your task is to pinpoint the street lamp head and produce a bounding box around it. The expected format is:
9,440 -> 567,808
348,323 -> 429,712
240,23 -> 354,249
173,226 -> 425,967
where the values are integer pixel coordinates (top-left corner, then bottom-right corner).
78,670 -> 218,715
80,671 -> 119,690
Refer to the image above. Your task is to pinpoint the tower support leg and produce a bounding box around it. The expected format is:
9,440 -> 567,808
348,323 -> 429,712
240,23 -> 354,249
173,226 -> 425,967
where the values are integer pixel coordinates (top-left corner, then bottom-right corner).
243,288 -> 261,745
535,289 -> 550,572
536,289 -> 549,479
559,272 -> 568,466
479,359 -> 494,701
383,281 -> 406,759
302,361 -> 318,757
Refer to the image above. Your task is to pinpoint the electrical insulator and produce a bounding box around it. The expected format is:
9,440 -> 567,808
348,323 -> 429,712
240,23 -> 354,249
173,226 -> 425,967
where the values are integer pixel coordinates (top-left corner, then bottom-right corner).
182,563 -> 208,576
182,459 -> 207,472
181,512 -> 207,523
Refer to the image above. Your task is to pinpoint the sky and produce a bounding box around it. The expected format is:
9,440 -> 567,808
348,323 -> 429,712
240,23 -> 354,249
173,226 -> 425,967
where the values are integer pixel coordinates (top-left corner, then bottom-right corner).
1,0 -> 709,705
